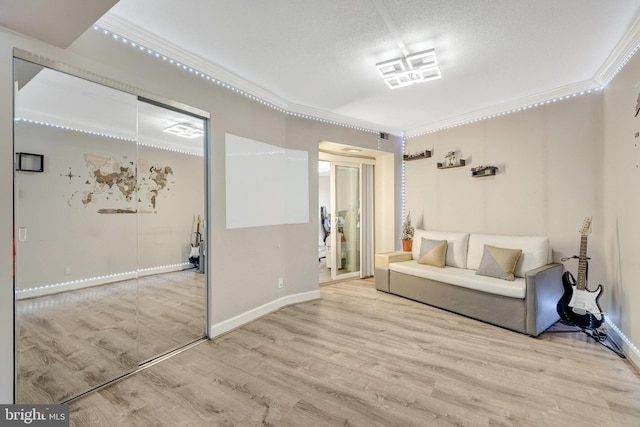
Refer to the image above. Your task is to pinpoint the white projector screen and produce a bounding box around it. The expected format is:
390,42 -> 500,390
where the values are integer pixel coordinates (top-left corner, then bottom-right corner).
225,133 -> 309,229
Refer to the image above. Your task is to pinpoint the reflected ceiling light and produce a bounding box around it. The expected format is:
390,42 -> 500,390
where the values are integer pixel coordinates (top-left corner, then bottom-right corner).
376,48 -> 441,89
163,122 -> 204,138
342,147 -> 362,153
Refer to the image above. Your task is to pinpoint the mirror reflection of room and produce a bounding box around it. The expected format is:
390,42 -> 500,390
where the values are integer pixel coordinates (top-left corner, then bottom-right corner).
318,161 -> 332,282
13,58 -> 207,403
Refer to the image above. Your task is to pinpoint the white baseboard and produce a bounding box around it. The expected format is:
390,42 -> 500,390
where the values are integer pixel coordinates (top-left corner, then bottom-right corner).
604,318 -> 640,372
210,290 -> 322,338
16,263 -> 193,300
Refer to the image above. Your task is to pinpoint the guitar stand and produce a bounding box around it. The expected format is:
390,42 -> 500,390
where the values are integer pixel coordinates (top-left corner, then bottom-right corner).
548,321 -> 626,358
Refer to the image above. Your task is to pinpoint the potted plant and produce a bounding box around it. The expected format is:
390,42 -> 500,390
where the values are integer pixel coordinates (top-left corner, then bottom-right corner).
401,212 -> 415,252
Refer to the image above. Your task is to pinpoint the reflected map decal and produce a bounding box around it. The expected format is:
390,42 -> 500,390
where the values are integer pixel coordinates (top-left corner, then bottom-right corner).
62,154 -> 174,213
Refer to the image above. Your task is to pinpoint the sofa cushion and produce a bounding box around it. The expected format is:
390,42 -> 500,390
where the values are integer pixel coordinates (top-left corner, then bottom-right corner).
413,230 -> 470,268
390,260 -> 526,299
467,234 -> 550,278
417,238 -> 447,267
476,245 -> 522,281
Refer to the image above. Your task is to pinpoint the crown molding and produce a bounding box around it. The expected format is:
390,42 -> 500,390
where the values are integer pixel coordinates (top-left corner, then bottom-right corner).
97,15 -> 394,136
286,102 -> 403,136
97,14 -> 290,110
405,80 -> 602,138
98,13 -> 638,140
593,12 -> 640,86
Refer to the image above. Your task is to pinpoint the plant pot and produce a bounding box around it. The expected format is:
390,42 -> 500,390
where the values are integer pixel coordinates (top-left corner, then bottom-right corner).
402,239 -> 412,252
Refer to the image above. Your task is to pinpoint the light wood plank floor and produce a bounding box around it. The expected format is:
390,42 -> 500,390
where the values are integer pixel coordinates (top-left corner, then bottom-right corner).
69,278 -> 640,426
16,269 -> 206,403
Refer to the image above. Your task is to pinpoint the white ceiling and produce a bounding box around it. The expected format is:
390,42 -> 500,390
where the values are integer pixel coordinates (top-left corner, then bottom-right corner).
4,1 -> 640,137
96,0 -> 640,136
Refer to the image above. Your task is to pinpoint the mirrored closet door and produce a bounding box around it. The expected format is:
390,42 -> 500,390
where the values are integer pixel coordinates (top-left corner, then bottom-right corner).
13,57 -> 207,403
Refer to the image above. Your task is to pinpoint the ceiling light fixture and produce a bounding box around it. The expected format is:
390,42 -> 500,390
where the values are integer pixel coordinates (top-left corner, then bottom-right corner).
376,48 -> 441,89
163,122 -> 204,139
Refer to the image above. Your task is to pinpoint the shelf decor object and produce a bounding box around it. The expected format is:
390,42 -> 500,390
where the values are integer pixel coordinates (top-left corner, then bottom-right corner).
437,150 -> 466,169
403,150 -> 432,161
437,152 -> 466,169
471,165 -> 498,177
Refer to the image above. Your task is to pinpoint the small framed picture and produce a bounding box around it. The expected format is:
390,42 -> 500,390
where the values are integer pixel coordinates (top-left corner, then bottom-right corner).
16,152 -> 44,172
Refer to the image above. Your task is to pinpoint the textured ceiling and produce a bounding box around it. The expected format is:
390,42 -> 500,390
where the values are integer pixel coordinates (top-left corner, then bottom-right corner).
5,1 -> 640,136
97,0 -> 640,136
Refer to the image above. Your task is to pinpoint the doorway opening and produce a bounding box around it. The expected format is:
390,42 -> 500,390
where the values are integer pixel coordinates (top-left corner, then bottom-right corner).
318,141 -> 394,284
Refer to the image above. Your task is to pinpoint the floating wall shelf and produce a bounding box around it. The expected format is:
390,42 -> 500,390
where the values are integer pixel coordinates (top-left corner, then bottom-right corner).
403,150 -> 432,161
437,159 -> 466,169
471,166 -> 498,177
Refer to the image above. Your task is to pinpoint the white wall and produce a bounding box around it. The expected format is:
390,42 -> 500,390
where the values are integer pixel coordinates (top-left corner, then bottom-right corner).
603,50 -> 640,368
0,26 -> 403,402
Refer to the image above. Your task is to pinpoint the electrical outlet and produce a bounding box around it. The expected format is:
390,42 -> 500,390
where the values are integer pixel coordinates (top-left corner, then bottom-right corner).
278,277 -> 284,289
64,266 -> 72,275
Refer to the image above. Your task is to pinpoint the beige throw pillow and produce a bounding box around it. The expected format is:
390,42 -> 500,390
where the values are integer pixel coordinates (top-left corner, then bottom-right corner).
475,244 -> 522,281
417,238 -> 448,268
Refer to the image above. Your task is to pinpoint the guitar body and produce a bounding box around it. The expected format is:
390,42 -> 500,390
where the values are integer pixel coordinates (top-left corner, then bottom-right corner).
557,271 -> 604,329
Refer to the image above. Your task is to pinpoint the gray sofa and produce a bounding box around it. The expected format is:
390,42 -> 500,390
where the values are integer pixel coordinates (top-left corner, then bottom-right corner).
382,230 -> 564,336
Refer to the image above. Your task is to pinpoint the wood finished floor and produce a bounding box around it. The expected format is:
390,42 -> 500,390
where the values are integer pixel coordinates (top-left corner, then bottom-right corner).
16,269 -> 206,403
69,278 -> 640,426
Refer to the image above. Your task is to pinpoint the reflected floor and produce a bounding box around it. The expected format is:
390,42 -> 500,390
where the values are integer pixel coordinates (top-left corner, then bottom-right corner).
16,269 -> 206,403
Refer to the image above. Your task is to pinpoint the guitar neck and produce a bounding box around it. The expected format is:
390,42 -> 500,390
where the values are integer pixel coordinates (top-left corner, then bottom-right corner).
576,235 -> 588,290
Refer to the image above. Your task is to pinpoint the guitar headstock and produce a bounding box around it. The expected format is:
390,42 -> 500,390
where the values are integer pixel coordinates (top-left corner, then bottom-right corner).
580,216 -> 593,236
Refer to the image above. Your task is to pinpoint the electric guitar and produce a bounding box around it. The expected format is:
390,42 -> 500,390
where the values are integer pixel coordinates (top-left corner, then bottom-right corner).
189,215 -> 202,262
556,216 -> 604,328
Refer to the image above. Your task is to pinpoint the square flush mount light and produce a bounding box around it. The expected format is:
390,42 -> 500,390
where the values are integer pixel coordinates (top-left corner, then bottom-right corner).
376,48 -> 441,89
163,123 -> 204,138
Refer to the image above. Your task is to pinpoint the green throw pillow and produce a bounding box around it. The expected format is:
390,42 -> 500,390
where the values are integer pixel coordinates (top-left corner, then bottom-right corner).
476,244 -> 522,281
418,238 -> 448,268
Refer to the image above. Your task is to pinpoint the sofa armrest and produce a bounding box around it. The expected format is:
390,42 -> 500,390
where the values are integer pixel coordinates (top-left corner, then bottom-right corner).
375,251 -> 412,292
525,263 -> 564,336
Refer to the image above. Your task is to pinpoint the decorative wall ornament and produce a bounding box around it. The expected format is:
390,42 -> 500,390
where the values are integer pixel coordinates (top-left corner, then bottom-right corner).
437,151 -> 466,169
403,150 -> 432,161
471,165 -> 498,177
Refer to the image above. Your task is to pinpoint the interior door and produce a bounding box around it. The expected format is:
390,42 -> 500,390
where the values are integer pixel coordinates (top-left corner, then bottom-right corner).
13,58 -> 140,403
331,163 -> 361,280
13,57 -> 209,404
135,100 -> 207,362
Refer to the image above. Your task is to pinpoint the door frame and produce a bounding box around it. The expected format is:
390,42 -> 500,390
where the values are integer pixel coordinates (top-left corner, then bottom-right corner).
319,152 -> 375,281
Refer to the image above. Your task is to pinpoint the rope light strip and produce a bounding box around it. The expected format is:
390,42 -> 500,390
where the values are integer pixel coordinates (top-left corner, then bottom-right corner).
407,88 -> 604,138
15,118 -> 204,157
16,262 -> 192,294
14,117 -> 135,142
93,25 -> 378,135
